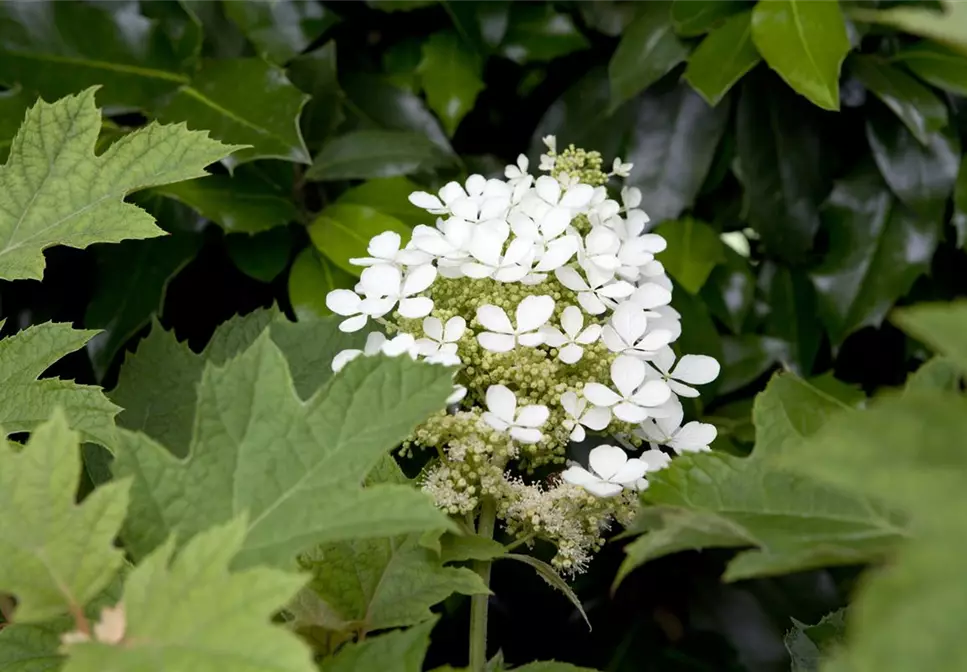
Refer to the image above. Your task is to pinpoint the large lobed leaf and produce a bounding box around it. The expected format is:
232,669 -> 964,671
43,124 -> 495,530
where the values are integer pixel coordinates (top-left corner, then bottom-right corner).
112,324 -> 456,569
62,517 -> 315,672
0,88 -> 239,281
0,410 -> 130,623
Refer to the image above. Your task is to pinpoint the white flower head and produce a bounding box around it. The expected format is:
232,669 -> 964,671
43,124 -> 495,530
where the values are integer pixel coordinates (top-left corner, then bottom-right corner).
560,390 -> 610,442
482,384 -> 549,444
601,303 -> 674,358
326,288 -> 368,333
561,444 -> 646,497
462,222 -> 536,282
357,264 -> 437,319
555,265 -> 634,315
542,135 -> 557,153
476,295 -> 555,352
409,176 -> 510,222
349,230 -> 430,268
636,403 -> 717,454
611,157 -> 633,177
416,316 -> 466,357
583,355 -> 672,423
648,347 -> 721,398
540,305 -> 602,364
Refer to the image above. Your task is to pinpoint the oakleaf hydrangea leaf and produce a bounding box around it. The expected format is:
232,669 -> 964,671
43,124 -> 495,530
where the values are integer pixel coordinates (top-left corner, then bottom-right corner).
0,87 -> 240,281
317,618 -> 436,672
299,459 -> 488,634
0,409 -> 130,623
61,517 -> 314,672
0,322 -> 120,446
784,608 -> 846,672
615,374 -> 905,586
113,328 -> 455,569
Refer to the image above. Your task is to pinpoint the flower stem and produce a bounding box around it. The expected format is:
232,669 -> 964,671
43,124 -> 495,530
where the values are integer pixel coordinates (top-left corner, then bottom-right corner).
468,497 -> 497,672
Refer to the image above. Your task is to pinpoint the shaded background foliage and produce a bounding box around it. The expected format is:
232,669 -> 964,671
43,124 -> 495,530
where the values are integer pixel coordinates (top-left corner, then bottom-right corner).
0,0 -> 965,669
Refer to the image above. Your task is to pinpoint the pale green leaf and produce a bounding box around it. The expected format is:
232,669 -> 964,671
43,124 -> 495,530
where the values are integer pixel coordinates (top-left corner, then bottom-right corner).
336,177 -> 428,227
299,459 -> 487,634
62,517 -> 315,672
784,609 -> 846,672
308,203 -> 413,276
0,410 -> 130,623
503,554 -> 589,630
318,619 -> 435,672
439,532 -> 507,564
751,0 -> 850,110
671,0 -> 747,36
891,301 -> 967,376
0,323 -> 120,446
849,1 -> 967,57
0,88 -> 238,281
752,372 -> 852,458
418,31 -> 485,137
904,356 -> 962,393
655,218 -> 725,294
288,247 -> 356,320
893,41 -> 967,97
113,329 -> 455,569
684,10 -> 761,107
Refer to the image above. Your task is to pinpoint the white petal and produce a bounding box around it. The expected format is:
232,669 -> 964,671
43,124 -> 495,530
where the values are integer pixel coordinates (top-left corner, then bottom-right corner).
540,326 -> 569,348
482,411 -> 511,432
638,329 -> 673,352
494,264 -> 531,283
577,291 -> 607,315
536,175 -> 561,204
363,332 -> 388,354
462,262 -> 497,279
368,231 -> 401,259
639,449 -> 672,472
584,480 -> 624,498
558,343 -> 584,363
331,348 -> 362,372
621,186 -> 642,209
633,380 -> 672,407
477,332 -> 516,352
560,183 -> 594,209
339,314 -> 368,332
581,405 -> 612,430
439,181 -> 466,204
541,207 -> 572,239
486,384 -> 517,422
651,346 -> 676,374
360,264 -> 402,297
326,289 -> 362,316
444,316 -> 466,342
611,458 -> 648,485
668,380 -> 700,398
516,404 -> 549,428
469,224 -> 507,266
560,391 -> 583,418
510,212 -> 541,240
401,265 -> 437,296
398,296 -> 434,318
359,297 -> 397,318
480,197 -> 510,221
570,425 -> 586,442
447,385 -> 468,405
560,305 -> 583,338
601,326 -> 627,352
613,402 -> 649,423
611,355 -> 646,397
671,355 -> 721,385
669,422 -> 717,453
510,427 -> 544,444
589,444 -> 628,480
516,295 -> 555,333
632,283 -> 672,309
597,280 -> 636,299
422,316 -> 444,342
583,382 -> 622,407
576,324 -> 602,345
610,303 -> 648,344
381,334 -> 417,357
476,304 -> 514,333
503,237 -> 535,265
535,235 -> 579,271
561,465 -> 599,488
409,191 -> 445,211
640,234 -> 666,253
517,331 -> 545,347
450,197 -> 480,221
465,174 -> 486,197
656,402 -> 685,434
585,227 -> 619,255
555,265 -> 590,292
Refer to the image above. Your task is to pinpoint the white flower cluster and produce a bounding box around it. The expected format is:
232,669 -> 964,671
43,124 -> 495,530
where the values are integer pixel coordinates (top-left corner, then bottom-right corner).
325,135 -> 720,502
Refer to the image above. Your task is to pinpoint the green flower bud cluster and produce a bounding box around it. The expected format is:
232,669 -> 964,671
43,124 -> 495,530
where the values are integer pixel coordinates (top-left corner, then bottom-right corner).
548,144 -> 608,187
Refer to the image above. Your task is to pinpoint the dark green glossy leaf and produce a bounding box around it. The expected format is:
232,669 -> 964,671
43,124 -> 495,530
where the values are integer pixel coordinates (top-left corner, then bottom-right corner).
719,335 -> 787,395
224,0 -> 339,64
684,11 -> 761,107
182,0 -> 249,59
608,2 -> 689,109
382,37 -> 423,93
226,227 -> 293,283
758,263 -> 822,375
866,107 -> 959,221
288,247 -> 355,320
751,0 -> 850,110
655,218 -> 726,294
0,85 -> 31,162
445,1 -> 510,52
953,154 -> 967,247
368,0 -> 438,11
337,177 -> 429,227
155,166 -> 301,234
850,55 -> 948,146
671,0 -> 748,36
140,0 -> 203,72
701,246 -> 755,334
288,42 -> 345,149
308,203 -> 412,275
86,233 -> 201,381
498,3 -> 589,64
306,130 -> 452,181
418,30 -> 484,136
810,163 -> 942,345
0,1 -> 192,111
530,67 -> 636,163
157,58 -> 310,167
626,83 -> 730,223
671,286 -> 723,399
893,40 -> 967,96
736,78 -> 830,262
341,73 -> 452,153
785,609 -> 847,672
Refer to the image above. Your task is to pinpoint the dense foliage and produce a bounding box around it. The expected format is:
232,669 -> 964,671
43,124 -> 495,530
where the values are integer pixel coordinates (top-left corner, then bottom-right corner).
2,1 -> 967,670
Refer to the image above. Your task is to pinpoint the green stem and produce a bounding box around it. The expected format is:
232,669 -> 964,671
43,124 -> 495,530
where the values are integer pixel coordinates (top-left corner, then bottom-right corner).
469,497 -> 497,672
